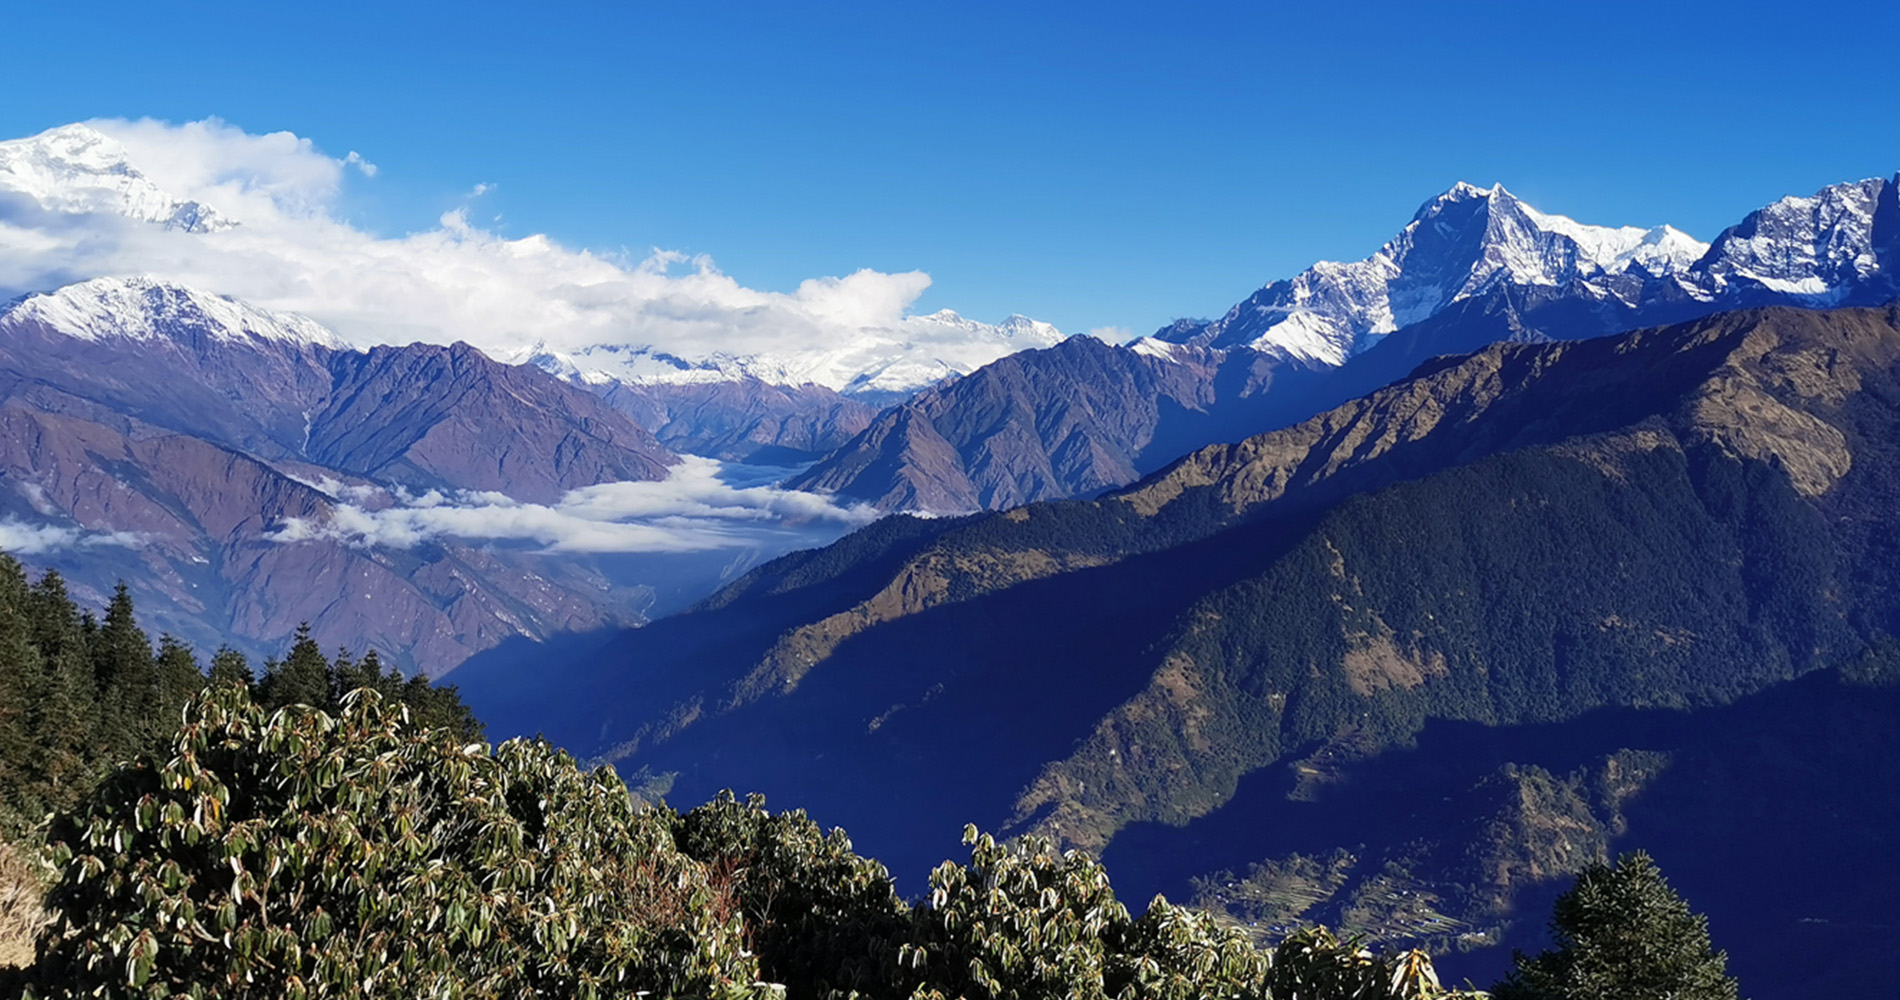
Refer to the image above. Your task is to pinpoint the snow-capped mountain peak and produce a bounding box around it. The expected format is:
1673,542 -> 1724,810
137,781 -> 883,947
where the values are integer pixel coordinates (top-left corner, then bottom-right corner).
0,124 -> 233,232
1,276 -> 344,348
510,310 -> 1067,401
1162,182 -> 1709,365
993,313 -> 1065,344
1695,173 -> 1899,301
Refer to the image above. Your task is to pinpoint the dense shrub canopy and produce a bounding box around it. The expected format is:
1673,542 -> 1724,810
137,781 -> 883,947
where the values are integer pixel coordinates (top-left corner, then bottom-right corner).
26,685 -> 772,999
899,828 -> 1460,1000
17,691 -> 1484,1000
674,791 -> 907,998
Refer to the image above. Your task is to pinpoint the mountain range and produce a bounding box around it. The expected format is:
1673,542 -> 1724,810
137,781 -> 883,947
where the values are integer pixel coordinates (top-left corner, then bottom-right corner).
0,276 -> 688,675
4,116 -> 1898,999
456,302 -> 1900,1000
1,128 -> 1896,677
0,122 -> 1071,408
4,122 -> 1896,682
789,174 -> 1900,513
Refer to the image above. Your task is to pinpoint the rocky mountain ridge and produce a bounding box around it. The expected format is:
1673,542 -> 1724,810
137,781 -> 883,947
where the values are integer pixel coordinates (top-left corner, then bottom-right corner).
457,304 -> 1900,1000
1166,173 -> 1900,362
0,276 -> 682,674
790,172 -> 1900,513
1166,182 -> 1710,364
784,336 -> 1326,510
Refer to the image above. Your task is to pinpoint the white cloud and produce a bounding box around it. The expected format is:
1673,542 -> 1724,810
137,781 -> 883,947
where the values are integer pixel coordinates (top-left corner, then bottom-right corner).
281,473 -> 391,508
1088,325 -> 1137,343
0,118 -> 1064,393
268,456 -> 879,555
0,518 -> 147,555
93,117 -> 353,222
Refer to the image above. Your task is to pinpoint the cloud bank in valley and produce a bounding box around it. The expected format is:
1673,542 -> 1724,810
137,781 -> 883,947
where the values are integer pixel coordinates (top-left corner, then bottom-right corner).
0,118 -> 1060,389
270,457 -> 880,555
0,518 -> 147,556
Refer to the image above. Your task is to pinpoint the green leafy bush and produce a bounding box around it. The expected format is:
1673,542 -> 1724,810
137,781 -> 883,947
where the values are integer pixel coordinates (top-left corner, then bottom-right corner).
903,827 -> 1133,999
674,791 -> 907,998
25,685 -> 773,999
896,827 -> 1470,1000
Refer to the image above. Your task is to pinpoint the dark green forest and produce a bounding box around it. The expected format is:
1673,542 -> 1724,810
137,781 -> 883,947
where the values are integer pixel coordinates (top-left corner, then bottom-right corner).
0,556 -> 479,841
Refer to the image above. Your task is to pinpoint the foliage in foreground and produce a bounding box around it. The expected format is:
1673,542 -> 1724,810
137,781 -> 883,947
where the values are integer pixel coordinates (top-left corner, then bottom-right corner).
15,684 -> 1491,999
0,553 -> 1744,999
0,556 -> 479,841
24,685 -> 768,1000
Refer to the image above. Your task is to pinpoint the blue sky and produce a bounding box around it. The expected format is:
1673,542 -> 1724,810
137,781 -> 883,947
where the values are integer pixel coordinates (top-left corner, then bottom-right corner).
5,0 -> 1896,337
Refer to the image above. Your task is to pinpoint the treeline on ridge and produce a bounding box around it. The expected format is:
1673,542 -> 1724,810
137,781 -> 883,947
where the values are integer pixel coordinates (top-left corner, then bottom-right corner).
0,553 -> 480,839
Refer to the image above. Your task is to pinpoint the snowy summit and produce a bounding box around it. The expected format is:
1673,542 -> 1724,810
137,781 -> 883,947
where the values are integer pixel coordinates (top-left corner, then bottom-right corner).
514,308 -> 1065,402
1162,182 -> 1711,365
0,124 -> 232,233
1,276 -> 344,348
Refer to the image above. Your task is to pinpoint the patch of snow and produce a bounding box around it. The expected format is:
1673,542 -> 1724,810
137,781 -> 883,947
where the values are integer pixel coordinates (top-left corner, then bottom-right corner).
0,124 -> 233,232
0,276 -> 345,347
511,310 -> 1066,398
1127,337 -> 1185,362
1164,181 -> 1721,365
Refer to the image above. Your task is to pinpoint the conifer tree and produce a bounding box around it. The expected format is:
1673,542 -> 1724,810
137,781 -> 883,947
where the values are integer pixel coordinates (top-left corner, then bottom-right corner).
330,646 -> 395,704
0,560 -> 42,830
400,669 -> 484,741
91,584 -> 158,760
256,623 -> 330,711
24,571 -> 80,668
153,635 -> 205,729
24,574 -> 98,817
358,648 -> 403,696
206,646 -> 254,689
1493,851 -> 1740,1000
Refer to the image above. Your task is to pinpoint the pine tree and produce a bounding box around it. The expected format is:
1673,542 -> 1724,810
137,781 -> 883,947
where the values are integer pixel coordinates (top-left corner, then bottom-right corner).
153,635 -> 204,730
24,571 -> 99,818
1494,851 -> 1740,1000
0,558 -> 42,831
359,648 -> 404,698
25,570 -> 80,667
330,646 -> 395,704
206,646 -> 254,690
92,583 -> 158,760
400,670 -> 485,741
256,623 -> 331,711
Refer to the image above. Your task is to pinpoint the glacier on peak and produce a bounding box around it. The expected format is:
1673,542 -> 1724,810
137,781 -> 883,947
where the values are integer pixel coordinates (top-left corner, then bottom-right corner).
1168,172 -> 1900,368
1697,173 -> 1899,300
1162,182 -> 1713,365
0,124 -> 234,232
0,276 -> 344,348
514,308 -> 1066,400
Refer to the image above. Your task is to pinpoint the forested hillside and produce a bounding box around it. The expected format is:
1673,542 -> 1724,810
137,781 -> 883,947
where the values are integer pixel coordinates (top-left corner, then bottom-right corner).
0,565 -> 1734,998
455,304 -> 1900,999
0,549 -> 1603,999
